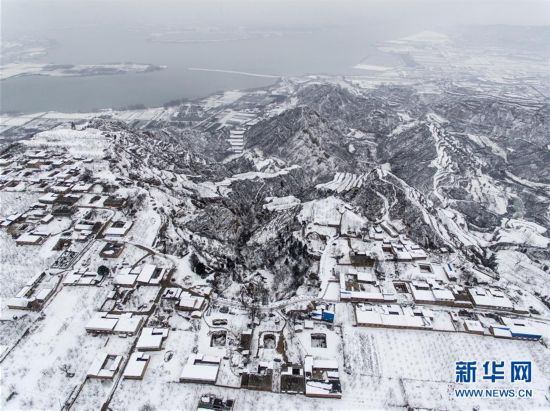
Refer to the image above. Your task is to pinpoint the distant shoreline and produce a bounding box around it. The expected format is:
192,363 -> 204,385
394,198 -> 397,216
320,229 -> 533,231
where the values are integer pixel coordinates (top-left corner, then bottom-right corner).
0,63 -> 165,81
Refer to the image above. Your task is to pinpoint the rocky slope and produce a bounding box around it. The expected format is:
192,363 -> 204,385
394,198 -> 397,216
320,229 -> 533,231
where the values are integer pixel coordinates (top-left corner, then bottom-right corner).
76,78 -> 549,302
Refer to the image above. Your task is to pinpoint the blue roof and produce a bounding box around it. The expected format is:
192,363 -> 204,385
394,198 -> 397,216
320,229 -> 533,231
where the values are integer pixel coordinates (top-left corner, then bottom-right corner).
510,331 -> 541,339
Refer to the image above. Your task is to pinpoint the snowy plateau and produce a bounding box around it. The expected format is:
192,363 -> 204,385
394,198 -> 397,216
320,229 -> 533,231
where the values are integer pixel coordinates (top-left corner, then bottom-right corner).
1,28 -> 550,411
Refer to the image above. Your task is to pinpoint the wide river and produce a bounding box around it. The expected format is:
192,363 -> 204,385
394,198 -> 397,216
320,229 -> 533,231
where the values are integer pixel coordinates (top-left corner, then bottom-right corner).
1,0 -> 431,113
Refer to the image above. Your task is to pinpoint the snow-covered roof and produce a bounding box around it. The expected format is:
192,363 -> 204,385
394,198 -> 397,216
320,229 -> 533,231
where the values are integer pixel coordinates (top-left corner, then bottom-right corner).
432,288 -> 455,301
162,287 -> 182,299
113,272 -> 138,287
123,352 -> 150,379
491,326 -> 513,338
114,314 -> 142,334
305,380 -> 342,398
87,352 -> 123,379
6,297 -> 32,309
85,312 -> 142,334
468,287 -> 514,310
410,286 -> 436,302
177,292 -> 205,311
136,264 -> 157,284
179,354 -> 221,383
34,288 -> 54,301
85,312 -> 119,332
355,306 -> 430,330
501,317 -> 542,338
16,233 -> 43,245
464,320 -> 484,333
136,327 -> 169,351
104,221 -> 133,236
72,183 -> 93,192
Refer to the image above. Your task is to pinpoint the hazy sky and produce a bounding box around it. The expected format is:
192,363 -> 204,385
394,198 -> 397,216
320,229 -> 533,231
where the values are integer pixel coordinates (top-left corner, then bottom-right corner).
2,0 -> 550,37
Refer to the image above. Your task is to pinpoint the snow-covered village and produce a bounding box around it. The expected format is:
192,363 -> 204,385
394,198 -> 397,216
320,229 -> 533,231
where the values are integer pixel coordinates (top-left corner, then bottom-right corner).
1,2 -> 550,411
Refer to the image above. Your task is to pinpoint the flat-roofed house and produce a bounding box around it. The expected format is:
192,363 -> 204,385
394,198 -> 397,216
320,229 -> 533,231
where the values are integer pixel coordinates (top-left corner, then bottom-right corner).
87,353 -> 123,379
500,317 -> 542,341
104,196 -> 126,208
123,352 -> 150,380
179,354 -> 221,384
177,292 -> 206,312
136,327 -> 169,351
464,320 -> 485,335
136,264 -> 166,285
104,220 -> 133,237
304,356 -> 342,399
468,287 -> 514,311
85,312 -> 142,335
16,232 -> 45,245
113,267 -> 138,287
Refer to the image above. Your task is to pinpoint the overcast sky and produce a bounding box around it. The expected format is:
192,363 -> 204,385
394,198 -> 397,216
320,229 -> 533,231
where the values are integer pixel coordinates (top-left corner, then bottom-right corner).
2,0 -> 550,31
1,0 -> 549,113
